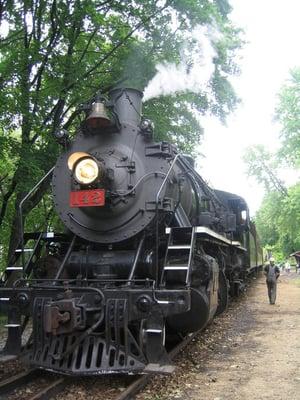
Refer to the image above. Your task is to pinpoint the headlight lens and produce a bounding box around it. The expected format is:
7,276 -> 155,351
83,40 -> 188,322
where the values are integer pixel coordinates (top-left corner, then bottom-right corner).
74,158 -> 99,185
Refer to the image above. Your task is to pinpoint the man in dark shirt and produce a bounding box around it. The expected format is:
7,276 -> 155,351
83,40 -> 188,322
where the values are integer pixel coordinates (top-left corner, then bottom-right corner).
264,257 -> 280,305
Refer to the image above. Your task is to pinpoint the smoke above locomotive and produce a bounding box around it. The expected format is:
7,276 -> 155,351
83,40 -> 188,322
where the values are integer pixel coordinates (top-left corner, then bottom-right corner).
0,87 -> 263,376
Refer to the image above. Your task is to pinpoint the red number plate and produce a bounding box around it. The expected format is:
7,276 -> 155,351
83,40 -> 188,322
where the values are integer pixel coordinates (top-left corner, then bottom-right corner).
70,189 -> 105,207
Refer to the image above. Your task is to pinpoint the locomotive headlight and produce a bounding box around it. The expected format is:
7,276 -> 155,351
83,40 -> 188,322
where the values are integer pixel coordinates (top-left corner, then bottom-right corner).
74,158 -> 99,185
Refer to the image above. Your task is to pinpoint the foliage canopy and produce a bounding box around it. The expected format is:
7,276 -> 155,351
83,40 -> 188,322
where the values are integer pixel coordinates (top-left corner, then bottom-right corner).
244,68 -> 300,261
0,0 -> 242,268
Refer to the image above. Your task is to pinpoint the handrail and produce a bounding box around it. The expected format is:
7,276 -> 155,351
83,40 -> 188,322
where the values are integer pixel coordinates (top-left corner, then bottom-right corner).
155,153 -> 181,287
23,231 -> 43,277
178,156 -> 223,210
127,233 -> 145,284
19,166 -> 55,270
54,234 -> 76,282
155,153 -> 180,206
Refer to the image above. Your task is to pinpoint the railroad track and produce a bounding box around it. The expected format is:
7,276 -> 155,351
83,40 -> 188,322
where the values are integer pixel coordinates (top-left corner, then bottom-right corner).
0,354 -> 18,363
0,332 -> 197,400
0,369 -> 68,400
115,331 -> 198,400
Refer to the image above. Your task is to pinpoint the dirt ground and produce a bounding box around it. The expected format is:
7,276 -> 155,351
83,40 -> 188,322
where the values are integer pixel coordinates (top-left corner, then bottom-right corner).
138,272 -> 300,400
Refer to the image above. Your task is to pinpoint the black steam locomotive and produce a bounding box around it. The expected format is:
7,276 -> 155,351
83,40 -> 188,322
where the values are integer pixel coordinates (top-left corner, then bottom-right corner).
0,88 -> 263,375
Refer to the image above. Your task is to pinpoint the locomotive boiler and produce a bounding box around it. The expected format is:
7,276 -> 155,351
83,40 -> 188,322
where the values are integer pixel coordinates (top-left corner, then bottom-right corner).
0,88 -> 263,375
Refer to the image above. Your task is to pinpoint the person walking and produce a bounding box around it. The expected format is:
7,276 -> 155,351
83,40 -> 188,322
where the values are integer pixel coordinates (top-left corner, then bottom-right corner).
264,257 -> 280,304
285,260 -> 291,274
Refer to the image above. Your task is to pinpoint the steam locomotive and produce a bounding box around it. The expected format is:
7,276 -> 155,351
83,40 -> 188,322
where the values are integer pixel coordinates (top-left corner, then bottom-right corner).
0,88 -> 263,375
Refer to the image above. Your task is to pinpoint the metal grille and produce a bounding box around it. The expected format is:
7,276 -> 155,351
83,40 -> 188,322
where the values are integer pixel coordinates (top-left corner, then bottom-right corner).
25,297 -> 146,374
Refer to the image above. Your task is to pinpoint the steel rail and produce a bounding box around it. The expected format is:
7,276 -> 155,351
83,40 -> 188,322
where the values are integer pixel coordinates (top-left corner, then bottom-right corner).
29,377 -> 68,400
115,331 -> 198,400
0,354 -> 18,364
0,369 -> 37,398
0,368 -> 68,400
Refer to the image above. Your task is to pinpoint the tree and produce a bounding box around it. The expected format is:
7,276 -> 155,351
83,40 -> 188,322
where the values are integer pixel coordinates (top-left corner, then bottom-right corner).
277,184 -> 300,254
243,67 -> 300,258
243,144 -> 287,195
275,67 -> 300,167
255,184 -> 300,259
0,0 -> 242,266
255,191 -> 282,247
243,144 -> 294,258
243,143 -> 300,258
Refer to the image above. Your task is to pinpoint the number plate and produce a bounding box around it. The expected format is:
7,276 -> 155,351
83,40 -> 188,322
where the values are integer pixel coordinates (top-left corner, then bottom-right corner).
70,189 -> 105,207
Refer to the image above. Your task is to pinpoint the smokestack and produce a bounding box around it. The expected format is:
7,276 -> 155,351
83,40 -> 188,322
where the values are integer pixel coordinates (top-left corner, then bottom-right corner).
109,88 -> 143,127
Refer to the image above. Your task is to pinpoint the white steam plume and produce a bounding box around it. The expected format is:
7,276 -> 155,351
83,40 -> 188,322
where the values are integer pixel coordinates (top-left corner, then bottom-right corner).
143,25 -> 220,101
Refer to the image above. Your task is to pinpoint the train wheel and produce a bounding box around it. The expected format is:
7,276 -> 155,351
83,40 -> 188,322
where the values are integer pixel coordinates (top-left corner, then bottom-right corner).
139,319 -> 147,351
139,318 -> 168,366
139,319 -> 166,350
216,270 -> 229,315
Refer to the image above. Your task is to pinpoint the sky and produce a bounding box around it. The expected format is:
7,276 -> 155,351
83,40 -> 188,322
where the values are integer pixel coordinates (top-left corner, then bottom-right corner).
198,0 -> 300,215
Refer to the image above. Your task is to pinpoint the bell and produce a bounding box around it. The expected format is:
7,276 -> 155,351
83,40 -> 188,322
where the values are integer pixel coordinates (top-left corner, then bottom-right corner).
86,101 -> 111,129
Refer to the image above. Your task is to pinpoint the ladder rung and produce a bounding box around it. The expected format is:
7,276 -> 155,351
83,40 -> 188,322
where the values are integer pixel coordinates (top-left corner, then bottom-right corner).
44,232 -> 54,238
6,267 -> 23,271
146,329 -> 163,333
164,266 -> 188,270
4,324 -> 21,328
15,248 -> 33,253
168,245 -> 191,250
0,298 -> 10,301
165,227 -> 192,235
